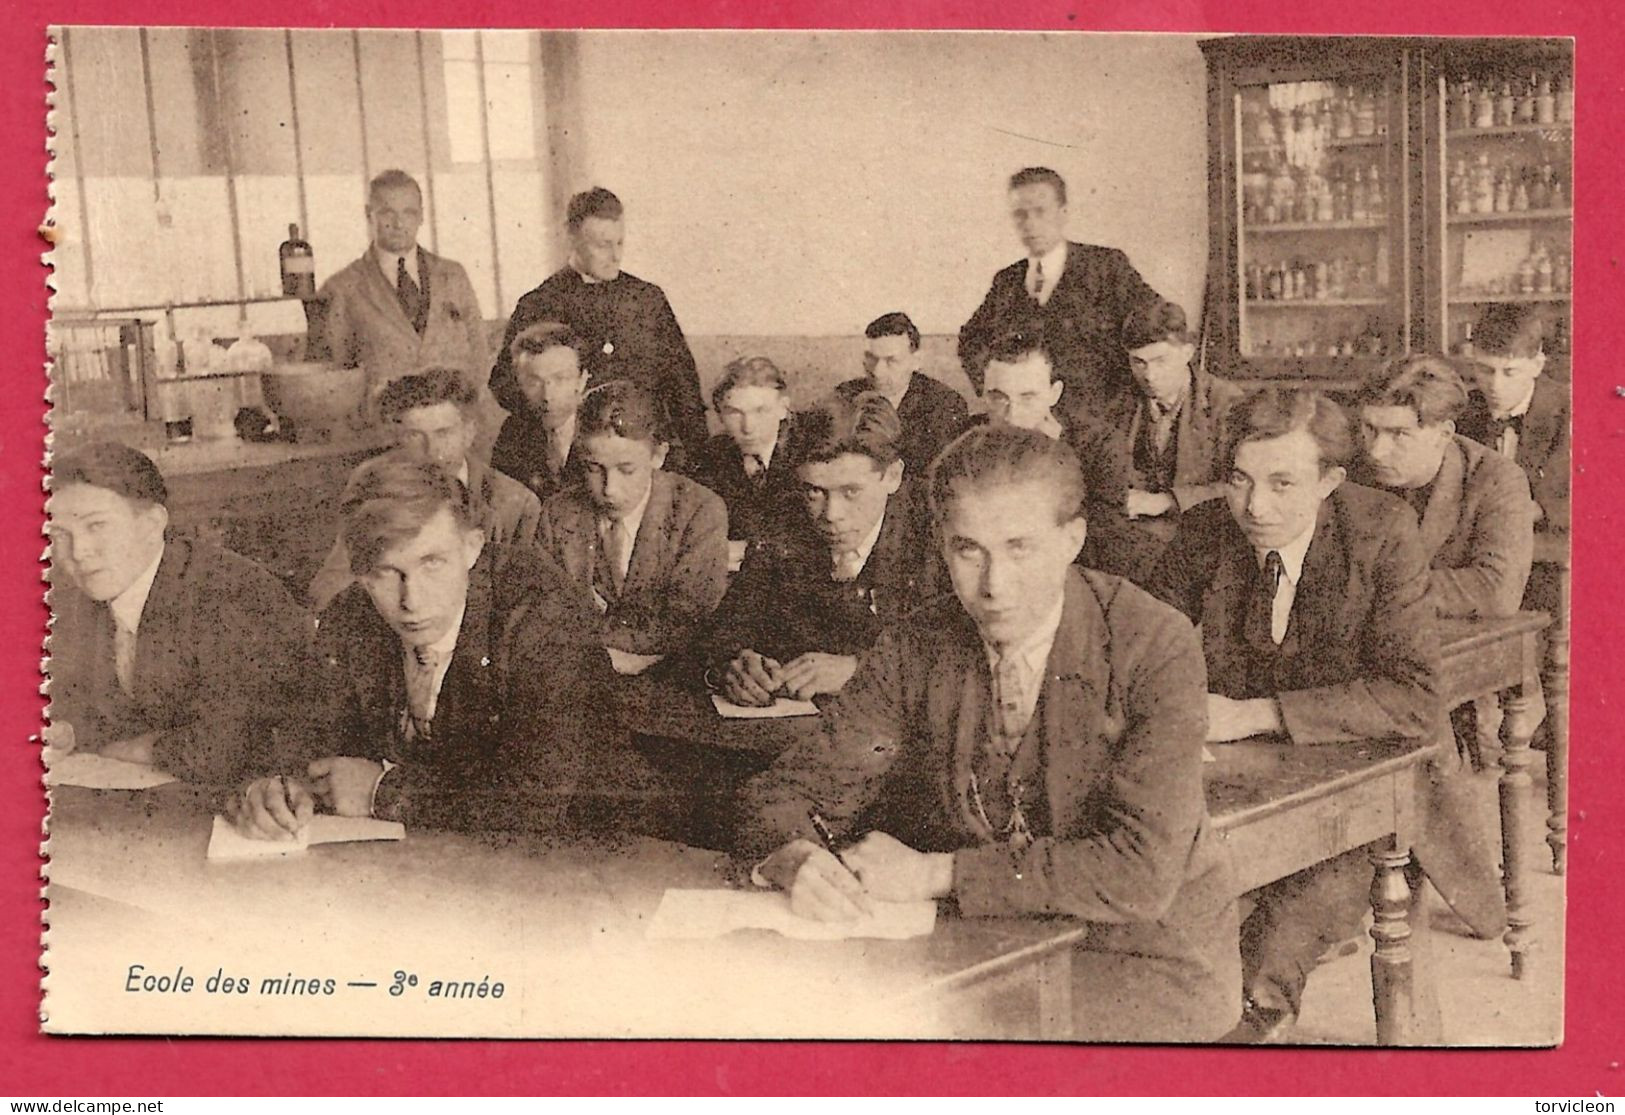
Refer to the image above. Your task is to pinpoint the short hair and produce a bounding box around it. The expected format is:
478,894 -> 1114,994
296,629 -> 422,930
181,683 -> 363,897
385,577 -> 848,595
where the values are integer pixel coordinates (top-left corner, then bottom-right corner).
367,169 -> 423,206
1472,304 -> 1546,359
52,441 -> 168,508
509,320 -> 591,364
928,424 -> 1086,528
375,369 -> 479,424
1357,355 -> 1469,427
578,379 -> 667,446
712,356 -> 788,412
984,330 -> 1058,382
566,187 -> 624,230
864,312 -> 921,352
1223,389 -> 1355,473
340,456 -> 477,576
794,390 -> 902,470
1009,166 -> 1068,207
1121,299 -> 1192,350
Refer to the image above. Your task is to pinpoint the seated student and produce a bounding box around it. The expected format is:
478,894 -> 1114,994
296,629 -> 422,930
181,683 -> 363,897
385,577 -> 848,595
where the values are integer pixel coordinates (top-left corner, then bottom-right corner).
700,390 -> 938,706
538,380 -> 729,657
1457,303 -> 1569,537
490,321 -> 591,505
1147,389 -> 1505,1042
309,368 -> 542,609
229,456 -> 638,838
977,330 -> 1159,581
1355,355 -> 1534,617
836,311 -> 969,478
49,442 -> 314,787
1072,299 -> 1241,557
691,356 -> 802,547
739,425 -> 1240,1043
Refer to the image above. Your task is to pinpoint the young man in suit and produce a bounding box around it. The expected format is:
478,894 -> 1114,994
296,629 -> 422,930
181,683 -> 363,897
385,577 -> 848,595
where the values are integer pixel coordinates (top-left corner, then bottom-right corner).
1148,390 -> 1504,1042
49,442 -> 314,788
836,312 -> 968,479
701,390 -> 938,707
958,166 -> 1163,402
488,188 -> 709,469
229,456 -> 642,839
1073,299 -> 1242,565
309,369 -> 542,610
691,355 -> 802,548
490,321 -> 591,505
1355,356 -> 1534,618
313,170 -> 492,418
537,380 -> 729,657
739,424 -> 1240,1042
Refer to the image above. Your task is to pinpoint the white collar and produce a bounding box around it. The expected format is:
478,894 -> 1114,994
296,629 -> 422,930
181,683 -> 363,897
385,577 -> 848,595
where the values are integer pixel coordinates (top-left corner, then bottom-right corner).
600,479 -> 654,539
108,545 -> 165,634
403,602 -> 465,663
375,244 -> 421,286
571,256 -> 610,285
982,589 -> 1067,667
1036,410 -> 1066,442
1027,240 -> 1068,281
1256,522 -> 1316,586
835,507 -> 889,575
1492,380 -> 1538,421
454,459 -> 471,487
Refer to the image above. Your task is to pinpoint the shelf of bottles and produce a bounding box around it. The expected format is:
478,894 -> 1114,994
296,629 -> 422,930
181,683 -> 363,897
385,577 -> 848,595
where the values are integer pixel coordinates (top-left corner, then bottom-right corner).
1236,78 -> 1401,361
1439,66 -> 1572,358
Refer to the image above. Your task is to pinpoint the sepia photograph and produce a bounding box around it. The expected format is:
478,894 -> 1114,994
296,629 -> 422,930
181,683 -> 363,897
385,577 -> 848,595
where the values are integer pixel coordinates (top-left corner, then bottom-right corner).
39,26 -> 1572,1047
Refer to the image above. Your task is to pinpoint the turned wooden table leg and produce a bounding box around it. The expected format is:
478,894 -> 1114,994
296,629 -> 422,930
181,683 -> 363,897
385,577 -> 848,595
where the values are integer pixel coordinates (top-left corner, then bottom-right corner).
1369,846 -> 1418,1046
1499,633 -> 1543,981
1544,568 -> 1571,876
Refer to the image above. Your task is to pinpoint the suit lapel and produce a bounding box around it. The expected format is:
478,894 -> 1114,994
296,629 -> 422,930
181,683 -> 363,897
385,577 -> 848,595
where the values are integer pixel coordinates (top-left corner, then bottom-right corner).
624,472 -> 675,592
356,249 -> 424,346
431,554 -> 498,742
555,494 -> 598,586
1285,502 -> 1344,657
1416,439 -> 1467,562
1040,572 -> 1115,834
926,619 -> 987,837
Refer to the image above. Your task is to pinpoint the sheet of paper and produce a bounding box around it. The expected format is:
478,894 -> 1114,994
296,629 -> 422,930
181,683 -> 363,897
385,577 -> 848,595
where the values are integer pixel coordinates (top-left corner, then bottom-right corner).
647,888 -> 937,941
206,814 -> 405,861
607,648 -> 665,676
711,693 -> 821,719
45,750 -> 179,791
727,539 -> 749,573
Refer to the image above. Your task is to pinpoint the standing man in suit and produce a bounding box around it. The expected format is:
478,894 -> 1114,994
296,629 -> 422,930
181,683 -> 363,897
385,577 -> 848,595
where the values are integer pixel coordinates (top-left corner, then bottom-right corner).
490,322 -> 591,505
958,167 -> 1163,403
49,442 -> 315,788
739,425 -> 1240,1042
314,170 -> 492,420
1148,390 -> 1505,1042
700,391 -> 939,707
307,369 -> 542,610
489,188 -> 709,470
1073,300 -> 1242,571
837,312 -> 968,479
229,456 -> 646,839
537,380 -> 729,658
692,356 -> 803,550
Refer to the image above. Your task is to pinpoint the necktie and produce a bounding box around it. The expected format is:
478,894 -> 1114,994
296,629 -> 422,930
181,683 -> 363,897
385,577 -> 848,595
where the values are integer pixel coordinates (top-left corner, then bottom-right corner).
112,616 -> 136,695
1028,258 -> 1046,302
604,518 -> 630,594
1251,550 -> 1286,647
546,432 -> 567,478
396,257 -> 424,333
1489,414 -> 1523,459
990,651 -> 1033,751
1150,400 -> 1176,455
405,644 -> 441,740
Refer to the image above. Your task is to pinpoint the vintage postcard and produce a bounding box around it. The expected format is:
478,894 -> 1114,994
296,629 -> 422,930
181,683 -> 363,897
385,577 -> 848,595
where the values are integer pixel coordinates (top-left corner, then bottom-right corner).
40,26 -> 1571,1044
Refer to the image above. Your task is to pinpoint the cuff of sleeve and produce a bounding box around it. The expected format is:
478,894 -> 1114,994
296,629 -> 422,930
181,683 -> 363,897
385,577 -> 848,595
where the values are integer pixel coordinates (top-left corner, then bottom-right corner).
1274,692 -> 1312,744
369,759 -> 400,821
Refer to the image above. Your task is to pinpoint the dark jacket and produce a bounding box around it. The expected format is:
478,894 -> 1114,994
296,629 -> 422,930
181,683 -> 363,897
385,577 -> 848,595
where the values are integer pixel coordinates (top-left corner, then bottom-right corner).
538,470 -> 730,655
1457,375 -> 1570,535
490,411 -> 587,507
835,373 -> 970,480
490,268 -> 708,467
51,534 -> 316,787
690,421 -> 805,544
958,240 -> 1162,401
307,544 -> 632,833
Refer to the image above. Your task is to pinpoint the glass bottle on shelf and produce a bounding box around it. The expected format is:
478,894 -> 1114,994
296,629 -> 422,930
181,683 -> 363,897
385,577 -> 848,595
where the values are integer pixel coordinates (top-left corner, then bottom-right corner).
1549,172 -> 1567,211
1517,73 -> 1537,124
1332,165 -> 1350,220
1294,172 -> 1316,224
1350,166 -> 1369,220
1517,253 -> 1537,295
1315,172 -> 1335,222
1355,87 -> 1377,137
1493,167 -> 1512,213
1512,172 -> 1530,212
1557,73 -> 1574,122
1474,82 -> 1496,128
1536,74 -> 1556,125
1269,158 -> 1295,224
1367,162 -> 1385,220
1530,162 -> 1551,209
1472,154 -> 1496,214
1555,252 -> 1571,293
1496,81 -> 1516,127
1335,85 -> 1355,139
1535,246 -> 1554,294
1245,262 -> 1261,301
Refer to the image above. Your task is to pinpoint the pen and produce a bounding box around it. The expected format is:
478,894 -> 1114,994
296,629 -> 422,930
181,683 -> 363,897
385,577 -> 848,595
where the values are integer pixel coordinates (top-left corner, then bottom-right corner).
808,810 -> 842,854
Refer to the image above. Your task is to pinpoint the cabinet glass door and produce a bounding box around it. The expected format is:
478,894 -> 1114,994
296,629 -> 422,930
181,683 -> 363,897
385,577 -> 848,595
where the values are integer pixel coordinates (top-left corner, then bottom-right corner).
1235,74 -> 1406,369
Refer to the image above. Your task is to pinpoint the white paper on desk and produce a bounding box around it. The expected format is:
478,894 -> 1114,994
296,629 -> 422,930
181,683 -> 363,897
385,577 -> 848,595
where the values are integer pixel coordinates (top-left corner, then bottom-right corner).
647,888 -> 937,941
44,750 -> 178,791
206,814 -> 405,861
607,648 -> 666,676
711,693 -> 820,719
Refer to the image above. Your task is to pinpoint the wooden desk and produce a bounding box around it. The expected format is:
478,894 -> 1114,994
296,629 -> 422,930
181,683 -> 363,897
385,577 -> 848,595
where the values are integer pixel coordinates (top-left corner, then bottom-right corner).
1438,611 -> 1550,980
1531,536 -> 1571,878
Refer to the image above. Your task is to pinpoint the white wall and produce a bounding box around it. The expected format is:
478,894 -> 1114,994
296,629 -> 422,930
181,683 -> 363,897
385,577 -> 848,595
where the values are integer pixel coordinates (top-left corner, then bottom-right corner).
568,31 -> 1209,337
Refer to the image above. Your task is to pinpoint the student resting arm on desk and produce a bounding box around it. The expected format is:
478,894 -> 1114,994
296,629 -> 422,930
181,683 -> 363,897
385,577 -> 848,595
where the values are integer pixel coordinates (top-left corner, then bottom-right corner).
738,425 -> 1240,1043
229,456 -> 644,840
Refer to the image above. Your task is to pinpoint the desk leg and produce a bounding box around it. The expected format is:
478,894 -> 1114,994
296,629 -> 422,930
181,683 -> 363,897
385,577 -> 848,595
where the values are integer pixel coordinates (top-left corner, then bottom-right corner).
1369,847 -> 1418,1046
1545,568 -> 1571,876
1499,636 -> 1542,981
1034,948 -> 1074,1041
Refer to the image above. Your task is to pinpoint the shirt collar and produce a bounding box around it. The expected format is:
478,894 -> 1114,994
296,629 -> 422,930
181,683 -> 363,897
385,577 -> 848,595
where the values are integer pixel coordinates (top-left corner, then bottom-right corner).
982,589 -> 1067,669
1036,410 -> 1066,442
454,459 -> 471,487
835,507 -> 888,575
1027,240 -> 1068,279
1256,522 -> 1315,586
600,480 -> 654,539
1146,384 -> 1188,417
404,603 -> 465,663
108,545 -> 165,633
570,256 -> 609,285
375,244 -> 421,286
